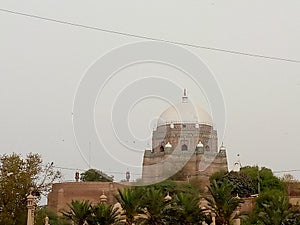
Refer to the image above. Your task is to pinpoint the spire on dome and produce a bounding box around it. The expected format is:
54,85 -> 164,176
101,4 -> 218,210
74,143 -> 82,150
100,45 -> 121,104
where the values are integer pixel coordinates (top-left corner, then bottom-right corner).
220,142 -> 226,151
182,89 -> 188,103
219,142 -> 227,157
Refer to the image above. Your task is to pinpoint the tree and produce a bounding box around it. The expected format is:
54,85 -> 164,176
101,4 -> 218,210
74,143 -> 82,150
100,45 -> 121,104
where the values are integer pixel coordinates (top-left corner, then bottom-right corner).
115,188 -> 143,225
80,169 -> 113,182
282,173 -> 296,196
285,207 -> 300,225
62,200 -> 92,225
0,153 -> 61,225
240,166 -> 285,194
172,192 -> 205,225
35,207 -> 70,225
115,183 -> 205,225
139,187 -> 166,225
257,195 -> 291,225
210,171 -> 255,197
206,180 -> 243,225
89,203 -> 121,225
148,179 -> 203,197
282,173 -> 296,183
245,190 -> 293,225
147,180 -> 177,195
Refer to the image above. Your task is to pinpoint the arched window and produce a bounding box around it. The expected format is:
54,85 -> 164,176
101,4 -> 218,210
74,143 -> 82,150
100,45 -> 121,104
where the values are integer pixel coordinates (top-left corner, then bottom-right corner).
160,145 -> 165,152
181,144 -> 188,151
205,145 -> 210,152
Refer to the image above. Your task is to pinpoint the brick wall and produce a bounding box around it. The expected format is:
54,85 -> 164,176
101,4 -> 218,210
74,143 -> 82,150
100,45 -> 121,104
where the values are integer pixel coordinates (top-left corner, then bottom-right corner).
47,182 -> 127,214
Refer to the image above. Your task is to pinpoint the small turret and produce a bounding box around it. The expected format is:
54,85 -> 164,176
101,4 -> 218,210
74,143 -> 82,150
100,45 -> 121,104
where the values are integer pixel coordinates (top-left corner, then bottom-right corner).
75,171 -> 79,182
196,141 -> 204,154
164,192 -> 172,202
126,170 -> 130,182
197,141 -> 204,148
164,142 -> 172,154
165,142 -> 172,148
219,143 -> 227,157
233,154 -> 241,172
100,191 -> 108,204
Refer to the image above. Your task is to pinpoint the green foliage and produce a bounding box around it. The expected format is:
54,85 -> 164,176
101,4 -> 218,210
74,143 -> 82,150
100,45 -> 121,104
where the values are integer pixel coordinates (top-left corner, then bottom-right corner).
259,167 -> 285,191
35,207 -> 70,225
114,183 -> 206,225
147,180 -> 177,194
210,171 -> 255,197
80,169 -> 113,182
62,200 -> 121,225
139,187 -> 167,224
206,180 -> 244,225
209,170 -> 227,182
211,166 -> 285,199
240,166 -> 285,193
115,188 -> 143,225
62,200 -> 92,225
89,203 -> 121,225
148,179 -> 202,197
245,190 -> 292,225
255,189 -> 287,208
0,153 -> 61,225
259,195 -> 290,223
210,166 -> 289,224
285,207 -> 300,225
171,192 -> 205,224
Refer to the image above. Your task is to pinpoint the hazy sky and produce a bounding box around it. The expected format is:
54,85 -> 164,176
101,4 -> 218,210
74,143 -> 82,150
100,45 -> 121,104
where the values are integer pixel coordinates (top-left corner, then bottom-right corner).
0,0 -> 300,182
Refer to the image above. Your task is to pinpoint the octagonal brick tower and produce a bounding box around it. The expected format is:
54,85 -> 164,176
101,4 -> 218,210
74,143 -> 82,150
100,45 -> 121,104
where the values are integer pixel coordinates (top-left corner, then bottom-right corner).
142,89 -> 228,184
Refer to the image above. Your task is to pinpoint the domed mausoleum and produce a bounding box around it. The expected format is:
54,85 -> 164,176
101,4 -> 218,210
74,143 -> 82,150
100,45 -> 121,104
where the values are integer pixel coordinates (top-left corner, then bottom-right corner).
142,90 -> 228,184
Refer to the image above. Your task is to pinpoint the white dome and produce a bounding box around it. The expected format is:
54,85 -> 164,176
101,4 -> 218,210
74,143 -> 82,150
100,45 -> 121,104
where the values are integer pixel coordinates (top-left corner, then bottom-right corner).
157,101 -> 212,126
197,141 -> 204,148
165,142 -> 172,148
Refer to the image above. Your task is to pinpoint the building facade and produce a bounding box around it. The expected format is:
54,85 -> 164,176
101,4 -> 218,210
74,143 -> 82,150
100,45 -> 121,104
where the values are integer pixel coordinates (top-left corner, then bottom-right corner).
48,90 -> 229,213
142,90 -> 228,184
48,181 -> 126,214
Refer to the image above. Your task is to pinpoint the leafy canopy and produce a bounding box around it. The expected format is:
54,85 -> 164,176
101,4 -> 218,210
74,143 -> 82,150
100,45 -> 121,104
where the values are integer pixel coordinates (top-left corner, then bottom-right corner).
0,153 -> 61,225
80,169 -> 113,182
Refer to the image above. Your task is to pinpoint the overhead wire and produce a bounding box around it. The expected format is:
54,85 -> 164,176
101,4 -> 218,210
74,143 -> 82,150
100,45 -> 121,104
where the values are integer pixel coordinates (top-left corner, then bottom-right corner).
0,8 -> 300,63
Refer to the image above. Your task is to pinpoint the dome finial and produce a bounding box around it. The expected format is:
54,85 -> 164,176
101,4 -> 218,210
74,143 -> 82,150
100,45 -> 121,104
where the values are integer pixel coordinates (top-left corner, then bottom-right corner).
233,154 -> 241,172
182,89 -> 188,103
220,142 -> 226,150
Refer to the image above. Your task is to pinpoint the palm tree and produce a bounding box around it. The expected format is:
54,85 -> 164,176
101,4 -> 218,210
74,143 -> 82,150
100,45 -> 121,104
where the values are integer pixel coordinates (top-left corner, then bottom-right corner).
115,188 -> 143,225
167,192 -> 205,225
139,187 -> 166,225
206,180 -> 243,225
89,203 -> 121,225
257,194 -> 292,225
62,200 -> 92,225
